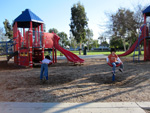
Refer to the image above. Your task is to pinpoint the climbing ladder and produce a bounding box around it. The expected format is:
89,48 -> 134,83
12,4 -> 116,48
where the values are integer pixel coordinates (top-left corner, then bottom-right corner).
133,23 -> 150,62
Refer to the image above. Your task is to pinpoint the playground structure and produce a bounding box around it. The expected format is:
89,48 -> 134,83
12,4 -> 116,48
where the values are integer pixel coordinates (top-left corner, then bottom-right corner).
3,9 -> 84,67
107,5 -> 150,81
118,5 -> 150,61
0,39 -> 14,56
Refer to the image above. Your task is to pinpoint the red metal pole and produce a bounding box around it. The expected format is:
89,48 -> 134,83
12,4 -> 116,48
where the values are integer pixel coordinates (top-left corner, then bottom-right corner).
18,30 -> 21,65
144,14 -> 147,61
34,27 -> 37,47
13,22 -> 18,64
23,28 -> 26,47
38,26 -> 40,47
41,24 -> 44,60
55,49 -> 57,63
26,31 -> 28,48
29,21 -> 33,67
52,47 -> 55,63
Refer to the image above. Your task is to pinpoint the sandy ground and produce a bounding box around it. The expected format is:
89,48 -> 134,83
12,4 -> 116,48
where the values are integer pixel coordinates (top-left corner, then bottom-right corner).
0,56 -> 150,102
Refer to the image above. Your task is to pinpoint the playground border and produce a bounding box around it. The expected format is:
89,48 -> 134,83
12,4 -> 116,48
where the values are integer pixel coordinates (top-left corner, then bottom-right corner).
0,102 -> 149,113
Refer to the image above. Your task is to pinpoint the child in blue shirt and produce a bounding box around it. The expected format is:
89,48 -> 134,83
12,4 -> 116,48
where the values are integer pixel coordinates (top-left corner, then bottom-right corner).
40,55 -> 52,83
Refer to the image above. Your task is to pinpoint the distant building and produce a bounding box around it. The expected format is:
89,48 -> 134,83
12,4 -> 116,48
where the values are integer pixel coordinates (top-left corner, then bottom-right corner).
92,44 -> 110,51
69,46 -> 84,51
99,45 -> 110,50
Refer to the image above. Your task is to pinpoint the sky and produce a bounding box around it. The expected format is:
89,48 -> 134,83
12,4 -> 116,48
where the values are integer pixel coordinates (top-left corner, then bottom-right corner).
0,0 -> 149,40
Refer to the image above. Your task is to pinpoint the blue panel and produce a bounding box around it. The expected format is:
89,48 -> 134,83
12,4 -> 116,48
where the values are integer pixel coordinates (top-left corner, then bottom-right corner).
143,5 -> 150,16
14,9 -> 43,23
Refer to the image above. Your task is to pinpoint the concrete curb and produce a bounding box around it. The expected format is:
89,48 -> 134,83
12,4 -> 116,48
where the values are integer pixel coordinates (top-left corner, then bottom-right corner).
0,102 -> 147,113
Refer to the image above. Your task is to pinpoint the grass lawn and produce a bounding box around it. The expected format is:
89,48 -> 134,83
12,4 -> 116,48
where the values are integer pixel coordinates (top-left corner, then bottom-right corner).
44,50 -> 144,57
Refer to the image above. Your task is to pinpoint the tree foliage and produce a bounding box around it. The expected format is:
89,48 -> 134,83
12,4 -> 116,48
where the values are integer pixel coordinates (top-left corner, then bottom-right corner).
101,41 -> 109,46
48,28 -> 69,48
91,40 -> 99,48
3,19 -> 13,39
109,36 -> 124,50
108,8 -> 137,51
48,28 -> 58,34
57,32 -> 69,48
85,28 -> 93,51
69,34 -> 78,50
70,2 -> 88,47
98,34 -> 107,45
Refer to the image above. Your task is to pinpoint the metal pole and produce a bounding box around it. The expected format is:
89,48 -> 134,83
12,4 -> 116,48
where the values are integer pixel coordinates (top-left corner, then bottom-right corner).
29,21 -> 33,67
144,14 -> 147,61
41,24 -> 44,60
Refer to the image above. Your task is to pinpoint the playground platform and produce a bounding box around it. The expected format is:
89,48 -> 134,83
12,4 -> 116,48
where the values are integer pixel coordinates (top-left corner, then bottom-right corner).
0,102 -> 150,113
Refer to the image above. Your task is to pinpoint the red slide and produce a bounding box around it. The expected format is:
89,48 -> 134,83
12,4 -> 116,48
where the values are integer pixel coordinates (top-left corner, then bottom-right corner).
118,35 -> 144,57
54,34 -> 84,63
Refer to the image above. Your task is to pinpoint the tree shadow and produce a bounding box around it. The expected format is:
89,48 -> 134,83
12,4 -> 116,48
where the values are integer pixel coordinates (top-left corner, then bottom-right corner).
0,61 -> 27,71
1,58 -> 150,104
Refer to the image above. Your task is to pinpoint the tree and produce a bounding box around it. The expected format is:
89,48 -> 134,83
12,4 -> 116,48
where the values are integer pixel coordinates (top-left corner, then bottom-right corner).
0,27 -> 5,41
48,28 -> 58,34
48,28 -> 69,48
85,28 -> 93,51
108,8 -> 137,51
109,36 -> 124,50
91,40 -> 99,48
101,41 -> 109,46
70,2 -> 88,54
98,34 -> 106,45
133,4 -> 146,55
70,35 -> 78,51
57,32 -> 70,48
3,19 -> 13,39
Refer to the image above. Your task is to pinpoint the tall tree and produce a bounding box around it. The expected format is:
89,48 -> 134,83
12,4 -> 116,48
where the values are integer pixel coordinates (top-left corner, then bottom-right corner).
69,33 -> 77,51
85,28 -> 93,51
109,8 -> 137,51
91,40 -> 99,48
3,19 -> 13,39
70,2 -> 88,54
110,36 -> 124,50
133,4 -> 146,55
57,32 -> 69,48
98,34 -> 106,45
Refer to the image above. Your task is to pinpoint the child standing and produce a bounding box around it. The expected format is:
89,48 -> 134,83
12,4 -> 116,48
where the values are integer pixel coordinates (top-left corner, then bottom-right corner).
40,55 -> 52,83
106,48 -> 124,73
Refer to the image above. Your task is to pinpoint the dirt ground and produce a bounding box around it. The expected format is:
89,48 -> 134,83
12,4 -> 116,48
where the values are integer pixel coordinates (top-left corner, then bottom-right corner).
0,56 -> 150,102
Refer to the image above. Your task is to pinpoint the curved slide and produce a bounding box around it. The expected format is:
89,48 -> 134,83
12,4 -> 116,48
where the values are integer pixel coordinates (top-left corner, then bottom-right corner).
54,35 -> 84,63
118,35 -> 144,57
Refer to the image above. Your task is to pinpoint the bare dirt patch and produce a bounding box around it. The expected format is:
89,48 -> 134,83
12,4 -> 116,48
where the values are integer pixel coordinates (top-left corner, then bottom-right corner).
0,57 -> 150,102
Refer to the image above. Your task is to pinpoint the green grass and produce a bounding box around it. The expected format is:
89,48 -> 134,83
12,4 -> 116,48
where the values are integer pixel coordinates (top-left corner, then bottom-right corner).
44,50 -> 144,57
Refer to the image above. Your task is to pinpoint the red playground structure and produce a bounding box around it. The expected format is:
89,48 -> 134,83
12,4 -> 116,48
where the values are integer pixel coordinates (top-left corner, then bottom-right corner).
13,9 -> 84,67
118,5 -> 150,61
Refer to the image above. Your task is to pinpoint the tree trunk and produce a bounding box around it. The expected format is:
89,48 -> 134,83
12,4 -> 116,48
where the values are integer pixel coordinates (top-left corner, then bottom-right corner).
122,38 -> 127,51
73,42 -> 76,51
127,41 -> 132,50
87,41 -> 89,51
79,42 -> 82,55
